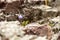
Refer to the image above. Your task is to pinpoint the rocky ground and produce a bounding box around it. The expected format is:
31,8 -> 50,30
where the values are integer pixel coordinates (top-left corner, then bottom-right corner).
0,16 -> 60,40
0,0 -> 60,40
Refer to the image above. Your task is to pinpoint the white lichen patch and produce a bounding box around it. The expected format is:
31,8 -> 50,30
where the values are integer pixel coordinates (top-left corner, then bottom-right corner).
0,21 -> 25,38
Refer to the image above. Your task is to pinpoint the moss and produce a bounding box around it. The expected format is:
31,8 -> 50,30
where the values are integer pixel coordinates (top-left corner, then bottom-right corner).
49,21 -> 55,27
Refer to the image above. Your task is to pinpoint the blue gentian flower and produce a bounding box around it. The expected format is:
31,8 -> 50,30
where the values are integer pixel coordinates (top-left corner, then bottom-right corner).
18,15 -> 23,19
